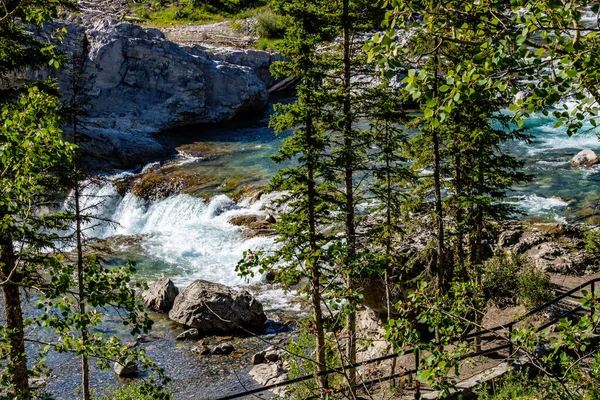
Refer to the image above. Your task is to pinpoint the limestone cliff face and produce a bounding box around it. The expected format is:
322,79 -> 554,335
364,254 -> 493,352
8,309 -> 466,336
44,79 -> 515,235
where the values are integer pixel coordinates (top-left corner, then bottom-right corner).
31,19 -> 274,169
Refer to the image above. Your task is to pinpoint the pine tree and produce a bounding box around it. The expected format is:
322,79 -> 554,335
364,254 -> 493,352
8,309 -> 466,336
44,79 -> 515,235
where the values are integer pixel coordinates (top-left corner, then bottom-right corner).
321,0 -> 386,384
363,85 -> 415,320
237,0 -> 337,393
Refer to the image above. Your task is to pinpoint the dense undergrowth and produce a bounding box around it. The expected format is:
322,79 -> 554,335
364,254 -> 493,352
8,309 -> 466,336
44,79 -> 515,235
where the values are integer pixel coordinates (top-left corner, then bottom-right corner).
129,0 -> 266,24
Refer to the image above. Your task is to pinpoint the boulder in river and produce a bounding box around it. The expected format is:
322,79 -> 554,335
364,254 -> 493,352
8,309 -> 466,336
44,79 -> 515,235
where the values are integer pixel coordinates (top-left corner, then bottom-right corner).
142,277 -> 179,312
571,149 -> 599,167
114,361 -> 138,378
168,280 -> 267,334
249,363 -> 288,392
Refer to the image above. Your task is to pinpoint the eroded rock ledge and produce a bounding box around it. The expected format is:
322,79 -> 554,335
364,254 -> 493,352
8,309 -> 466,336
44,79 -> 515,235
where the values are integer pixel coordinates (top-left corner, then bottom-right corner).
26,19 -> 279,169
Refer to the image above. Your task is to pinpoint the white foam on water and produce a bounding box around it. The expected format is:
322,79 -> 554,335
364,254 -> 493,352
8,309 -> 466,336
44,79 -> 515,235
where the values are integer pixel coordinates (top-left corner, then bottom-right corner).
536,160 -> 569,166
527,131 -> 600,154
141,161 -> 162,174
509,195 -> 569,220
174,150 -> 204,166
580,163 -> 600,178
257,288 -> 302,313
77,181 -> 279,289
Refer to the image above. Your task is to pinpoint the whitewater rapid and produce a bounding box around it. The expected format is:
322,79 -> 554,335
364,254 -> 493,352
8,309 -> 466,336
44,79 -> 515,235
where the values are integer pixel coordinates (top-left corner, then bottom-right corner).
73,178 -> 299,312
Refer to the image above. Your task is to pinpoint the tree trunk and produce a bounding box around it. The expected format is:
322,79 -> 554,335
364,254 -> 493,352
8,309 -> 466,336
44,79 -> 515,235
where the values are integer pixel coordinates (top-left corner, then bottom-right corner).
473,142 -> 485,352
71,53 -> 91,400
0,235 -> 30,397
384,121 -> 398,378
454,149 -> 465,268
306,96 -> 329,394
74,179 -> 91,400
431,30 -> 447,346
342,0 -> 357,387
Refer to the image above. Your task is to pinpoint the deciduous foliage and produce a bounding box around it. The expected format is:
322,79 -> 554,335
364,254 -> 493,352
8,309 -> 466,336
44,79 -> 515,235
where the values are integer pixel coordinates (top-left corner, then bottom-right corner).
0,3 -> 76,395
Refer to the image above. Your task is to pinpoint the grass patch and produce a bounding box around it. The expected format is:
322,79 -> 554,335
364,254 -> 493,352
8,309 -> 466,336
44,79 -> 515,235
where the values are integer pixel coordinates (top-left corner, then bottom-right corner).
131,4 -> 225,26
130,0 -> 266,27
474,369 -> 540,400
255,37 -> 282,51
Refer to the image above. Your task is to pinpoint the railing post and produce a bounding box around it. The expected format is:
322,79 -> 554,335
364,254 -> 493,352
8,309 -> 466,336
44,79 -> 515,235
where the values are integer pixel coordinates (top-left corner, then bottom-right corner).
508,322 -> 514,365
414,348 -> 421,399
592,281 -> 596,320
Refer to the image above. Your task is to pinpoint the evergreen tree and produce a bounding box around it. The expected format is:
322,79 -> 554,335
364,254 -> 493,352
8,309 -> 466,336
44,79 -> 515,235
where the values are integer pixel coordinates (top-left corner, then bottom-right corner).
363,85 -> 415,322
238,0 -> 337,393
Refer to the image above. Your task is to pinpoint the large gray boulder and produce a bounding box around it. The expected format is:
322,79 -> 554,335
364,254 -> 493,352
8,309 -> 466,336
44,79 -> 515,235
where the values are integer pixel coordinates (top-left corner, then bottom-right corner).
27,19 -> 271,169
168,280 -> 266,334
142,277 -> 179,312
571,149 -> 599,167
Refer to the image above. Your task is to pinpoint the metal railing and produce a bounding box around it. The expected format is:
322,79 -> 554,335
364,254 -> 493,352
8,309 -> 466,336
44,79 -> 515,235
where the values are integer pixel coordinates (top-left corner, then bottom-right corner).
215,277 -> 600,400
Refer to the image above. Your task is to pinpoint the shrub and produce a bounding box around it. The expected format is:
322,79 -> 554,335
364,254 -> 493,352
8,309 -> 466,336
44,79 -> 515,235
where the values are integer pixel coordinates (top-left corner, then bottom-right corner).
474,368 -> 539,400
517,264 -> 553,308
98,383 -> 173,400
483,252 -> 553,308
584,227 -> 600,260
255,37 -> 281,51
253,9 -> 288,39
482,252 -> 521,307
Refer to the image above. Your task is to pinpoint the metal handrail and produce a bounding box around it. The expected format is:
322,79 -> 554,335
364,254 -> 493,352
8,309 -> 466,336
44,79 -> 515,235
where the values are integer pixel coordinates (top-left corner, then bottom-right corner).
214,277 -> 600,400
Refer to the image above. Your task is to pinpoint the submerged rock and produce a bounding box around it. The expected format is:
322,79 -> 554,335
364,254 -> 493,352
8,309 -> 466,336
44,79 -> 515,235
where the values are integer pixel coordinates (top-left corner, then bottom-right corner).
191,345 -> 211,356
228,214 -> 277,238
168,280 -> 267,334
114,142 -> 266,200
252,346 -> 284,365
571,149 -> 599,167
211,343 -> 235,355
176,328 -> 200,341
142,277 -> 180,312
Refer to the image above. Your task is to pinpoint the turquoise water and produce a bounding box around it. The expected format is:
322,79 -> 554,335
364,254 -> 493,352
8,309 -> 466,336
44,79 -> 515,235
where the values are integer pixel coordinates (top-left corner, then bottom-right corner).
156,103 -> 600,223
82,102 -> 600,295
506,112 -> 600,222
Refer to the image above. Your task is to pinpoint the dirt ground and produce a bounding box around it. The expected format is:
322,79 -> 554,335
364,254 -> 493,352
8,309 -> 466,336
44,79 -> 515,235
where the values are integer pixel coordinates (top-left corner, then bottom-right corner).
355,270 -> 600,400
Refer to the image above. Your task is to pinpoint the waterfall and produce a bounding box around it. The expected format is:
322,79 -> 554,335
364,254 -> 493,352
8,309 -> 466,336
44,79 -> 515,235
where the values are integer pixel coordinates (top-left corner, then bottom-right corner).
71,179 -> 277,289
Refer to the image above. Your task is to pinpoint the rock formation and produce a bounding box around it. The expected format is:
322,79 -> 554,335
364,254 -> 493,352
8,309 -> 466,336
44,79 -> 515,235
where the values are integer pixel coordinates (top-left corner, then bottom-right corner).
25,19 -> 277,169
499,222 -> 597,275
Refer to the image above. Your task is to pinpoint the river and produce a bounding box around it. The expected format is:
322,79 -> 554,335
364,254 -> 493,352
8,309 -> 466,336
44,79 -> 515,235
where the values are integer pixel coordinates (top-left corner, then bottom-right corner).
43,99 -> 600,398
